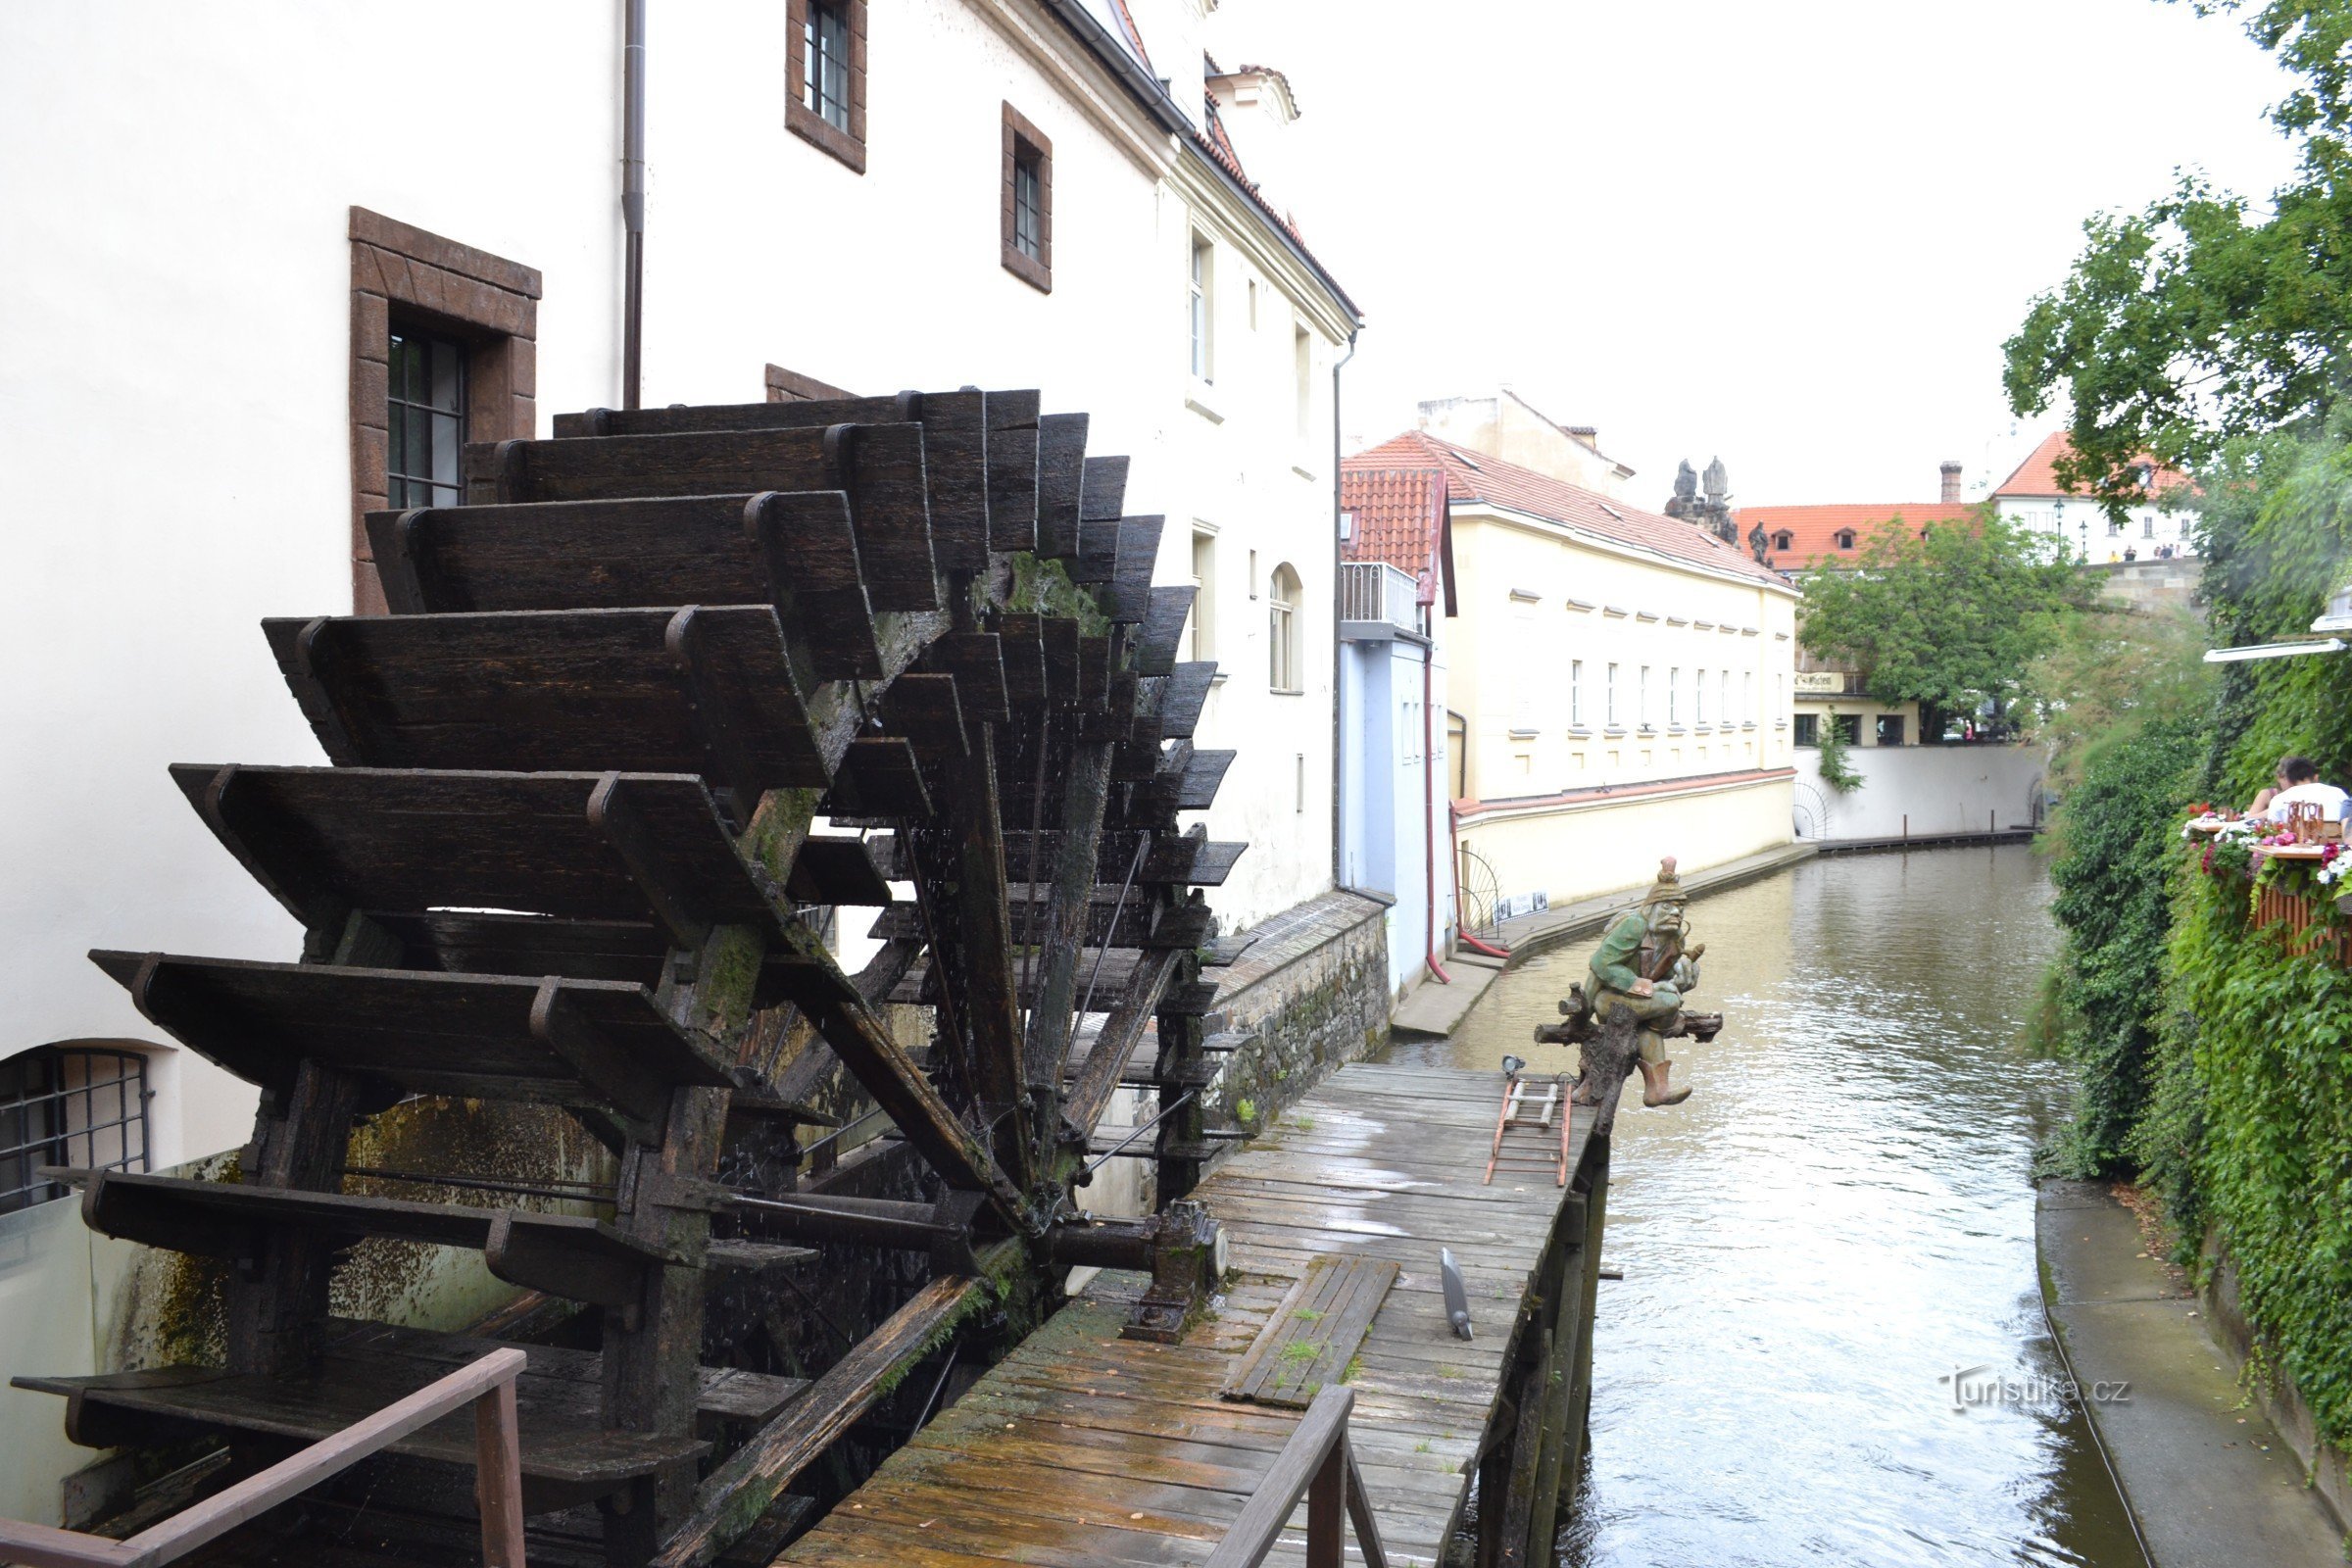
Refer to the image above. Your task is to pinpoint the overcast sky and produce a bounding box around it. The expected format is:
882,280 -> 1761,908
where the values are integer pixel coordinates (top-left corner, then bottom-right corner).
1205,0 -> 2301,507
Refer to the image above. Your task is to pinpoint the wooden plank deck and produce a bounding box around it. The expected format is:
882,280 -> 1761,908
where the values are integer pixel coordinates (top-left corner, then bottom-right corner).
775,1061 -> 1593,1567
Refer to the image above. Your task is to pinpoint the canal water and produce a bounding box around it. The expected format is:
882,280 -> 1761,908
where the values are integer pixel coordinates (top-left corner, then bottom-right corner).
1390,847 -> 2146,1568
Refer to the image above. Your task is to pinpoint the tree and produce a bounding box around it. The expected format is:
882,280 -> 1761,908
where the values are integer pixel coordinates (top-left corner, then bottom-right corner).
1795,508 -> 2085,738
2004,0 -> 2352,497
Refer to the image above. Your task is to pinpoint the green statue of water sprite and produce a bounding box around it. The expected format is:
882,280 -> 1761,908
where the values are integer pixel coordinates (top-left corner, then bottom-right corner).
1536,857 -> 1724,1110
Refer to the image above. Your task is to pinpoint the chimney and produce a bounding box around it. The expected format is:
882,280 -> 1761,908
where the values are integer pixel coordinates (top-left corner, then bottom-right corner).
1939,461 -> 1964,505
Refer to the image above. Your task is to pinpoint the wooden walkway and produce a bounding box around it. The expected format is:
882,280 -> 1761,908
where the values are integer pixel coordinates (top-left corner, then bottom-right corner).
776,1061 -> 1595,1567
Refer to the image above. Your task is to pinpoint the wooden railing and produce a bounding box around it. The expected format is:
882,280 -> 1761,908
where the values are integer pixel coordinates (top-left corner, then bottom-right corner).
2254,879 -> 2352,966
0,1348 -> 527,1568
1206,1385 -> 1388,1568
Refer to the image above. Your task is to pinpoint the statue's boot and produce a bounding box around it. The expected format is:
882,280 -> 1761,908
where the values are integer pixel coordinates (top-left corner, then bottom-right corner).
1639,1059 -> 1691,1107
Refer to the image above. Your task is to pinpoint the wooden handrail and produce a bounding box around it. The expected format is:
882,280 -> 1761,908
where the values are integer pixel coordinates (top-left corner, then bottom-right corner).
1206,1385 -> 1388,1568
0,1348 -> 528,1568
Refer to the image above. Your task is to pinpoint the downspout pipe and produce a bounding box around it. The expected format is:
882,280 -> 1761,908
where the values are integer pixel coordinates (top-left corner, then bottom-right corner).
621,0 -> 647,411
1422,636 -> 1452,985
1330,328 -> 1357,886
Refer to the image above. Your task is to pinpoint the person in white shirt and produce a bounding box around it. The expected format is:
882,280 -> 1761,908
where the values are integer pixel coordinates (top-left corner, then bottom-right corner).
2249,755 -> 2351,822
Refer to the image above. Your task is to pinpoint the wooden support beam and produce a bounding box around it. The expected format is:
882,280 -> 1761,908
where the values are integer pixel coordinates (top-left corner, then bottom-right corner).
1018,743 -> 1115,1092
651,1273 -> 987,1568
1061,947 -> 1182,1144
767,920 -> 1029,1225
935,730 -> 1033,1189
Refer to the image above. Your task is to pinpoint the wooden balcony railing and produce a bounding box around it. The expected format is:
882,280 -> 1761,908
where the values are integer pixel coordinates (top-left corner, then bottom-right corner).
2253,879 -> 2352,966
0,1348 -> 527,1568
1206,1384 -> 1388,1568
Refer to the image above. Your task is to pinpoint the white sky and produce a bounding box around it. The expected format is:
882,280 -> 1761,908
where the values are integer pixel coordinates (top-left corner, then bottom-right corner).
1204,0 -> 2302,506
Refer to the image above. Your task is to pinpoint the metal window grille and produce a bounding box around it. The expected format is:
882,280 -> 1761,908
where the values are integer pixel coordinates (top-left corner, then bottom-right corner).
1012,152 -> 1044,261
387,328 -> 468,508
0,1046 -> 151,1215
806,1 -> 852,130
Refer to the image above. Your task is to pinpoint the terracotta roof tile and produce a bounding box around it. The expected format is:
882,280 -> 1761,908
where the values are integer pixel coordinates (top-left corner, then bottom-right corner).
1341,466 -> 1448,608
1731,501 -> 1980,568
1993,430 -> 2192,500
1345,431 -> 1790,590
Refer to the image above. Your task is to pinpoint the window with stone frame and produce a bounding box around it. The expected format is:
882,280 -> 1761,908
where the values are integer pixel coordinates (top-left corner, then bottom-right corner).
349,208 -> 539,615
788,0 -> 867,172
1001,103 -> 1053,292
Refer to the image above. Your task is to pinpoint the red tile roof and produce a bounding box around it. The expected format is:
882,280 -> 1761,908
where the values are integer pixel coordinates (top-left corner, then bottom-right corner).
1345,431 -> 1791,589
1731,501 -> 1980,568
1341,466 -> 1455,613
1993,431 -> 2191,500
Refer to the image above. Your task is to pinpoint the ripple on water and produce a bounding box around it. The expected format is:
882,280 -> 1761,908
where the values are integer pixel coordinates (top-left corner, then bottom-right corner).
1414,848 -> 2143,1568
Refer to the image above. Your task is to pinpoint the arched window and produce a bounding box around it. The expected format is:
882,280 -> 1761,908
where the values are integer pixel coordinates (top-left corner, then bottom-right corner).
1773,530 -> 1793,552
1835,530 -> 1856,550
1268,563 -> 1302,692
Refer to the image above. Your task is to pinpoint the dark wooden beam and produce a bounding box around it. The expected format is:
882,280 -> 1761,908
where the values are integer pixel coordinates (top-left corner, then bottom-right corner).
1018,743 -> 1114,1092
768,920 -> 1029,1224
650,1272 -> 988,1568
1061,947 -> 1182,1144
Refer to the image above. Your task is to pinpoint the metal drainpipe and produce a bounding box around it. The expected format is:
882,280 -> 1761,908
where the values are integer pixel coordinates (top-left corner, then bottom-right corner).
621,0 -> 648,410
1329,327 -> 1358,885
1422,635 -> 1452,985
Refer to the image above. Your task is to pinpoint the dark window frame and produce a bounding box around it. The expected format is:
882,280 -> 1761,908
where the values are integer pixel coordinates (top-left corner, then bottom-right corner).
386,327 -> 469,509
787,0 -> 868,173
1793,712 -> 1819,748
1,1044 -> 151,1215
349,208 -> 539,614
1001,102 -> 1053,292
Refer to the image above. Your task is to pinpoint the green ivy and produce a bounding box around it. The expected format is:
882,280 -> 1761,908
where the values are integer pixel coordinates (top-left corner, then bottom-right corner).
2042,718 -> 2206,1176
1814,710 -> 1864,793
2162,865 -> 2352,1445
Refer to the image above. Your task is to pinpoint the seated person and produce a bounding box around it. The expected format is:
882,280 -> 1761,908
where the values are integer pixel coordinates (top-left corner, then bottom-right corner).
2249,755 -> 2350,821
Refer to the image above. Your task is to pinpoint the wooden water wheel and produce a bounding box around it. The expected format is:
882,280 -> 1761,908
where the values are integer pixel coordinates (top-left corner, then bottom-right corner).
17,389 -> 1247,1567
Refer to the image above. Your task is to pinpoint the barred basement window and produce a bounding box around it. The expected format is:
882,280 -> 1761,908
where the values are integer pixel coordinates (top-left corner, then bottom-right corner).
0,1044 -> 150,1216
386,326 -> 468,509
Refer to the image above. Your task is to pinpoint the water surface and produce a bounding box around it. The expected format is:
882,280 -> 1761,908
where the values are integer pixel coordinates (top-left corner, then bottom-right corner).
1391,848 -> 2143,1568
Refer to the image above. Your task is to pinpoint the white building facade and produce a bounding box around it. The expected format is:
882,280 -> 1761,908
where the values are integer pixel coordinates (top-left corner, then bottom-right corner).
1992,430 -> 2198,561
0,0 -> 1359,1519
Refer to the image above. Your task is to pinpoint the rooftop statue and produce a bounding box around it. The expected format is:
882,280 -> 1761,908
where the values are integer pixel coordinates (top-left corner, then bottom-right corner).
1673,460 -> 1698,503
1703,456 -> 1729,503
1749,518 -> 1771,564
1535,857 -> 1725,1134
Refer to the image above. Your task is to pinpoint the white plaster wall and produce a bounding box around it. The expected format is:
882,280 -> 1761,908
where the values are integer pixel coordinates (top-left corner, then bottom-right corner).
1791,745 -> 2048,842
1997,496 -> 2197,560
0,2 -> 624,1167
1457,774 -> 1794,915
1446,508 -> 1799,806
1,0 -> 1348,1170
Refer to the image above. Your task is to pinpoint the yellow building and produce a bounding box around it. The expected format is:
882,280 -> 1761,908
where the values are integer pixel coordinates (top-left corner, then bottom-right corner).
1347,427 -> 1799,921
